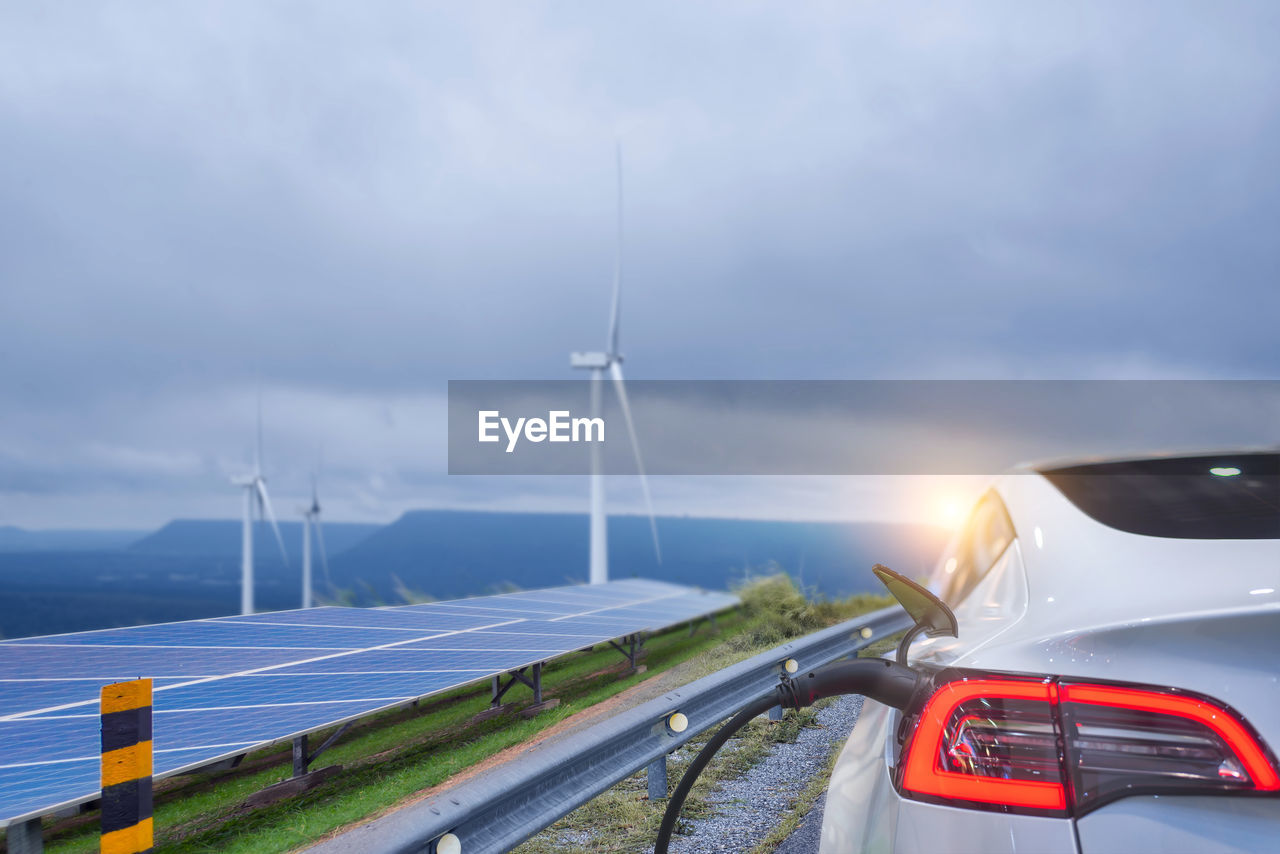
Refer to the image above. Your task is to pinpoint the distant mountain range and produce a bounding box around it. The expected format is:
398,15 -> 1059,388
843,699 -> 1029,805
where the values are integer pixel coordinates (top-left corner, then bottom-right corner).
0,510 -> 950,638
328,510 -> 949,602
0,526 -> 148,552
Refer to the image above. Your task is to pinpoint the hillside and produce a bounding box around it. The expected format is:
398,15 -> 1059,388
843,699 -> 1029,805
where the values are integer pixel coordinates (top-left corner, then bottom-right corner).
0,526 -> 149,552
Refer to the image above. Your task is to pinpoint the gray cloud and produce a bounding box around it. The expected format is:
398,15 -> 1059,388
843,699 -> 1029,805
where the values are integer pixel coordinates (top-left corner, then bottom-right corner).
2,3 -> 1279,526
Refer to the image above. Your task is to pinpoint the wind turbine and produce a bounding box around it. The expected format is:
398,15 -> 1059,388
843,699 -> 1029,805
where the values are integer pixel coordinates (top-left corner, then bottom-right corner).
570,142 -> 661,584
299,473 -> 331,609
230,398 -> 290,615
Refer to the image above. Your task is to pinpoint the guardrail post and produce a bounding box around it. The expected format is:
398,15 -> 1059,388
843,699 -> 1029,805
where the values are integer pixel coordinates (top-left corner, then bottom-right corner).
646,754 -> 668,801
6,818 -> 43,854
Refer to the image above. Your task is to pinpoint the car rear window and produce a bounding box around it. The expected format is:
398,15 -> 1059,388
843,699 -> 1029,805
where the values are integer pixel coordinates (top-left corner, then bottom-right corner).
1041,452 -> 1280,539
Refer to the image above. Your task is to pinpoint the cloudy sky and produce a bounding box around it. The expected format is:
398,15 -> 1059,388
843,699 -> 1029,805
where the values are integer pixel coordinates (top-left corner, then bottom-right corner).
2,3 -> 1278,529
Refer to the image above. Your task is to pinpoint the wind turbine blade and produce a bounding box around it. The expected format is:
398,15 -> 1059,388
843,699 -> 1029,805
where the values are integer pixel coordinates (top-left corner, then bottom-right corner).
609,361 -> 661,563
256,480 -> 290,567
607,140 -> 623,355
314,512 -> 333,590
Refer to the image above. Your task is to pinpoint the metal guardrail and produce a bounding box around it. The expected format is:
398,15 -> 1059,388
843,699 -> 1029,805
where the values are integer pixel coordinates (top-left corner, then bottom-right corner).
307,603 -> 912,854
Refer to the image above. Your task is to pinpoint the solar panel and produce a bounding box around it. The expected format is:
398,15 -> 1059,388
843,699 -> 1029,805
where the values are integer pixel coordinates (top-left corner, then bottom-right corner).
0,579 -> 736,826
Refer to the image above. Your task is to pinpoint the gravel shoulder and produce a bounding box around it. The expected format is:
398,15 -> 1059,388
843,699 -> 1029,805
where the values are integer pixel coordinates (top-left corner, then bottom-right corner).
773,789 -> 828,854
668,695 -> 863,854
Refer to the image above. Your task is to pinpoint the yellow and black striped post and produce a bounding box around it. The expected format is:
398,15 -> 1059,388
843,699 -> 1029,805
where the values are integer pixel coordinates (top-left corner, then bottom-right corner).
100,678 -> 153,854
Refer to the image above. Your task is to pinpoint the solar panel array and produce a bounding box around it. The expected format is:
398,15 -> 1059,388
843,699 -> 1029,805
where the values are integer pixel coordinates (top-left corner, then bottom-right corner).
0,579 -> 737,825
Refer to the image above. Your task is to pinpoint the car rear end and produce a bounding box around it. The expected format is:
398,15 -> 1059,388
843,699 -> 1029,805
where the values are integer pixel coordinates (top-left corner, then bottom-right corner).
820,451 -> 1280,853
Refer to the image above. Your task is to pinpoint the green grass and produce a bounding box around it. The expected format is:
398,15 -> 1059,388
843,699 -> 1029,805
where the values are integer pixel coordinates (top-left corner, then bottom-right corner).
36,576 -> 892,854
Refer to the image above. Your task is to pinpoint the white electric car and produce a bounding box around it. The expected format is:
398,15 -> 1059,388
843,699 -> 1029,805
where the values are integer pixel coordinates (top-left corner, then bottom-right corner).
820,451 -> 1280,853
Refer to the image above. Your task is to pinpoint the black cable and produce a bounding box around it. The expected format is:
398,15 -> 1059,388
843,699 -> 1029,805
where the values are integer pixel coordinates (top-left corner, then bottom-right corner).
654,693 -> 779,853
654,658 -> 919,853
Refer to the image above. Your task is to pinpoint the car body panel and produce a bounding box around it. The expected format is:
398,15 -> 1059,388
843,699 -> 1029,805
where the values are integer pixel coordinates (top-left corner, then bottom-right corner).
1075,795 -> 1280,854
889,798 -> 1079,854
821,698 -> 898,853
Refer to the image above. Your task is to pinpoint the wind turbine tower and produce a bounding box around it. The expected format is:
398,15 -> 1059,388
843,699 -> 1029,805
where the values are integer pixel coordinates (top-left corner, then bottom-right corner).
570,143 -> 661,584
231,399 -> 290,615
299,475 -> 330,609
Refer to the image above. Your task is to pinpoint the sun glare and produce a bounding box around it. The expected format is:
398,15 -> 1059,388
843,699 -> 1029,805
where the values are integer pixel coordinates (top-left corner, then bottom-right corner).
938,498 -> 965,530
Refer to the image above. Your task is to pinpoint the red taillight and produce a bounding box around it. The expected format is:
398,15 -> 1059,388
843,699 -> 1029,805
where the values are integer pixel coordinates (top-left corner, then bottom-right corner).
1060,683 -> 1280,809
900,677 -> 1067,812
898,672 -> 1279,817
